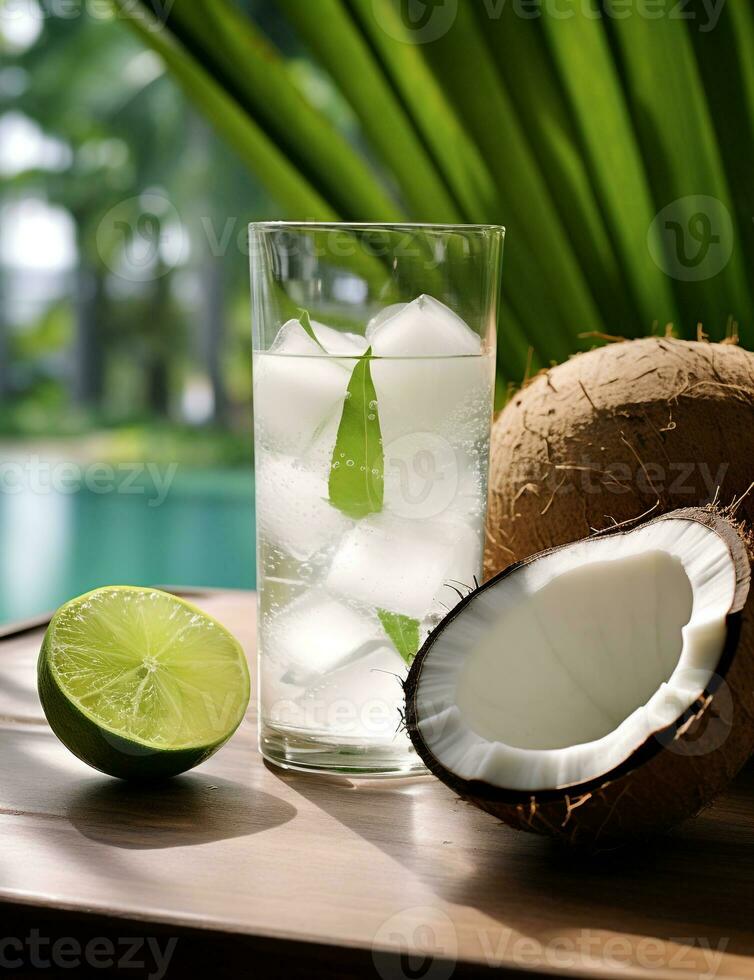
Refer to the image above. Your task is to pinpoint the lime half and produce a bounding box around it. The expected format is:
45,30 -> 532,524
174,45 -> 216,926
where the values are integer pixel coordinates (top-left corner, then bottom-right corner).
38,587 -> 250,779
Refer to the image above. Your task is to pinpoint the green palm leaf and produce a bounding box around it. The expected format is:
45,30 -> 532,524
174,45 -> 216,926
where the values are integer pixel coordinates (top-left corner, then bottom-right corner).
112,0 -> 336,220
691,2 -> 754,343
414,2 -> 603,346
474,8 -> 636,337
113,0 -> 753,369
156,0 -> 405,222
541,1 -> 680,334
345,0 -> 575,363
276,0 -> 461,222
604,0 -> 753,341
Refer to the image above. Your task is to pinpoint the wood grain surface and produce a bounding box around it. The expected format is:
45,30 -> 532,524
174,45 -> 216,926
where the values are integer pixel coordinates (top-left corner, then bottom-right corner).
0,592 -> 752,979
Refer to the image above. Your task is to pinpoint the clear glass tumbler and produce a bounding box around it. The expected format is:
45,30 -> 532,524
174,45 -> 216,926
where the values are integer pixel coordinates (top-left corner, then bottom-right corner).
250,222 -> 504,776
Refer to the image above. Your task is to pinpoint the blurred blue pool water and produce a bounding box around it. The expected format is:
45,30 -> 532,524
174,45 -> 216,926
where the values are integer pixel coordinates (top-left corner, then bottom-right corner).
0,466 -> 256,625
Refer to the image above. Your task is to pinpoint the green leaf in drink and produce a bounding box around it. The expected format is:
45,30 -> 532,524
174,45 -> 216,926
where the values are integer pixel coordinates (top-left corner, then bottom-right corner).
328,346 -> 384,519
298,308 -> 328,352
378,609 -> 421,665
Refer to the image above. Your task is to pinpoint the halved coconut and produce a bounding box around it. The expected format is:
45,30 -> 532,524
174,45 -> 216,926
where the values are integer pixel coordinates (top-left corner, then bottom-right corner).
405,508 -> 754,844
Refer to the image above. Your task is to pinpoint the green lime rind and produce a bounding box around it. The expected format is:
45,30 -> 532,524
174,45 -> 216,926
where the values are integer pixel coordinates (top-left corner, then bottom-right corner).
37,586 -> 251,780
37,644 -> 220,780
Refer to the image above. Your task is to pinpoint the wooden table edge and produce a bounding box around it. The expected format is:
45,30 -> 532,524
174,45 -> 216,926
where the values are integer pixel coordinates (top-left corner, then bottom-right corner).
0,895 -> 543,980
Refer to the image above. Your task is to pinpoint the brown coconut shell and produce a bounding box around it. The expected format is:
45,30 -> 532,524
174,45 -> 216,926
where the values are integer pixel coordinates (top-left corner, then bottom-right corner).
406,508 -> 754,846
486,337 -> 754,578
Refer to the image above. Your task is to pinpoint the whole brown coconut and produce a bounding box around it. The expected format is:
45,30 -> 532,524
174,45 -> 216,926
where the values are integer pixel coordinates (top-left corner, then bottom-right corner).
486,337 -> 754,577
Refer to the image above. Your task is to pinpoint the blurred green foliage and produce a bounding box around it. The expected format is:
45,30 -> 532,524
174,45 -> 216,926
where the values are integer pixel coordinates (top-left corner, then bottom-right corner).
0,1 -> 281,457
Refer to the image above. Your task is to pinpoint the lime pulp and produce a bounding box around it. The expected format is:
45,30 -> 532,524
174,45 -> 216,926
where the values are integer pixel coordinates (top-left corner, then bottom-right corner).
38,586 -> 250,779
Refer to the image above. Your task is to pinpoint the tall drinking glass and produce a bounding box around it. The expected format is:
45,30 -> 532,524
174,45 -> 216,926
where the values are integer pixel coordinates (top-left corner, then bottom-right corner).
250,222 -> 504,776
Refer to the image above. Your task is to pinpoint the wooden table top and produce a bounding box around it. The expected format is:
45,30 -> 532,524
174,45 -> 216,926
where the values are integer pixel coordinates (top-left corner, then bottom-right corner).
1,590 -> 753,979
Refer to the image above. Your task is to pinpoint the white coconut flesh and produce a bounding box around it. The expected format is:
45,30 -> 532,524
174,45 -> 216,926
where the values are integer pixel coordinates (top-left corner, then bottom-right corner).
414,518 -> 738,792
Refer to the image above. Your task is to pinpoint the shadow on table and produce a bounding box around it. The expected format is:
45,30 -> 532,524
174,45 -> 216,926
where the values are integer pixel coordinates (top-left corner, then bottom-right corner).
445,814 -> 754,957
67,773 -> 296,849
267,763 -> 435,879
278,762 -> 754,960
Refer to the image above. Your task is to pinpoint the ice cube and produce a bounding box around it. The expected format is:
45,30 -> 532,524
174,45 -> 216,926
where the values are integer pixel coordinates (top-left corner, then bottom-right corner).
298,409 -> 341,479
256,453 -> 352,561
366,296 -> 491,445
430,520 -> 482,617
320,327 -> 368,357
271,316 -> 367,358
373,356 -> 491,447
254,317 -> 366,455
326,513 -> 480,621
265,589 -> 386,686
365,302 -> 407,338
366,295 -> 481,356
295,645 -> 409,740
